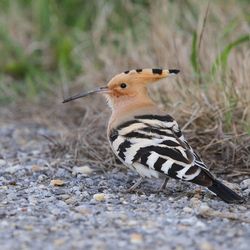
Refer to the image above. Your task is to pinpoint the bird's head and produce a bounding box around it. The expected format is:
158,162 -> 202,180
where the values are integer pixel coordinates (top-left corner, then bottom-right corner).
63,68 -> 179,108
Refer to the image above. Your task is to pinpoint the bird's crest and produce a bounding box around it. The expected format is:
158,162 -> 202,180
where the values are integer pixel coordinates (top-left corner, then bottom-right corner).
108,68 -> 180,86
123,68 -> 179,75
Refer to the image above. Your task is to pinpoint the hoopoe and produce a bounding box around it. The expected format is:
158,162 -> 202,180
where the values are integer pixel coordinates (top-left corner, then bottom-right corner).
63,68 -> 243,203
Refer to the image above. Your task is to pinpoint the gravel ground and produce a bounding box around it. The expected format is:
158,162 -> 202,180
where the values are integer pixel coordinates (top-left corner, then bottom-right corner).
0,122 -> 250,250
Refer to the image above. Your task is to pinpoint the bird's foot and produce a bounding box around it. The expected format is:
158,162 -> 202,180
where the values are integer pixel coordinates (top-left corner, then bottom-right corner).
123,177 -> 144,193
157,177 -> 169,193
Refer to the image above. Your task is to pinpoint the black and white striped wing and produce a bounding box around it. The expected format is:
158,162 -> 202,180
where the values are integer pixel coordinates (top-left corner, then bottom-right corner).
109,114 -> 212,184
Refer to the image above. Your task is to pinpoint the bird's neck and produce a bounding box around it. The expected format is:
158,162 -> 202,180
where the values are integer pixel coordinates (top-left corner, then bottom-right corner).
108,94 -> 161,131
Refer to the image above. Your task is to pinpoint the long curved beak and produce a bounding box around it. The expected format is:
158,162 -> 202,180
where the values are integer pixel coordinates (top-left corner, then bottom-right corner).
62,86 -> 109,103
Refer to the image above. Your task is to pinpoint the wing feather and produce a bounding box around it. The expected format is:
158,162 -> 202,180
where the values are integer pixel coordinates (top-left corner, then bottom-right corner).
110,114 -> 210,182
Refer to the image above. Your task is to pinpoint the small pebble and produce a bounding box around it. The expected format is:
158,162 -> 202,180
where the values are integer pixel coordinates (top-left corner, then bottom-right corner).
240,179 -> 250,190
130,233 -> 143,244
198,203 -> 211,215
93,193 -> 106,202
0,159 -> 6,166
65,197 -> 77,205
194,220 -> 206,230
183,207 -> 193,213
38,174 -> 47,182
53,238 -> 65,246
60,194 -> 70,200
31,165 -> 45,172
199,241 -> 214,250
72,166 -> 93,176
50,179 -> 65,186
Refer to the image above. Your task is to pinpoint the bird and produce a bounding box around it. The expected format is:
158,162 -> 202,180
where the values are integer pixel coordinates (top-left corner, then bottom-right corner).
63,68 -> 243,203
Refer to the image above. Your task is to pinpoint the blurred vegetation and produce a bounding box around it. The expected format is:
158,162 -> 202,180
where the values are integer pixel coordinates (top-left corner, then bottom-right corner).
0,0 -> 249,135
0,0 -> 152,102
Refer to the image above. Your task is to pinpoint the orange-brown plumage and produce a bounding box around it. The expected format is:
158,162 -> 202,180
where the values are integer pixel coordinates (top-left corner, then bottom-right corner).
105,69 -> 175,130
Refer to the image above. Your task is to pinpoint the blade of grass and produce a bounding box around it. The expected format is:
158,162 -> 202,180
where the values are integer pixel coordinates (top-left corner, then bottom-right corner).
211,35 -> 250,75
220,18 -> 239,39
191,31 -> 199,75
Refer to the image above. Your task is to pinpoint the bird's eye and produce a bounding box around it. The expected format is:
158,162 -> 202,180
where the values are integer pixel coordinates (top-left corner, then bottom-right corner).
120,83 -> 127,89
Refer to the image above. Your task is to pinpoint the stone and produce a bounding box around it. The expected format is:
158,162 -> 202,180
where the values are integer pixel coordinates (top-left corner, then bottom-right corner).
240,179 -> 250,190
198,203 -> 211,215
31,165 -> 45,172
50,179 -> 65,186
65,197 -> 77,205
199,241 -> 214,250
37,174 -> 47,182
93,193 -> 106,202
194,220 -> 207,230
72,166 -> 93,176
130,233 -> 143,244
0,159 -> 6,166
53,238 -> 65,246
183,207 -> 193,213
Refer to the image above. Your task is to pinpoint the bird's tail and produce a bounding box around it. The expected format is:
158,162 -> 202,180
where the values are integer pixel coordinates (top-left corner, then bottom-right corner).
208,179 -> 244,204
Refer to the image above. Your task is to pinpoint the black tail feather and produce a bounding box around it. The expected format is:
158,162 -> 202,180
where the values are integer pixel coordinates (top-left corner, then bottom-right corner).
208,179 -> 244,204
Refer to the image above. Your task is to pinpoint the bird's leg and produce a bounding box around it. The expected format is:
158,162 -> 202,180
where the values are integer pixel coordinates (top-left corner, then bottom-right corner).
158,177 -> 169,192
127,177 -> 144,192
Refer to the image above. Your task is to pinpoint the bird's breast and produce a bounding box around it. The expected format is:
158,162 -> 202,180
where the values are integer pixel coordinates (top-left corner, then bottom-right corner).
108,114 -> 179,165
